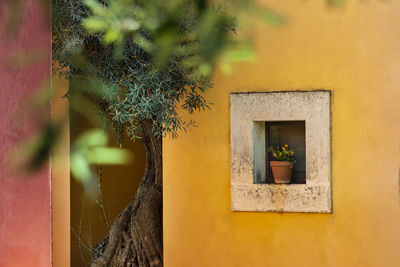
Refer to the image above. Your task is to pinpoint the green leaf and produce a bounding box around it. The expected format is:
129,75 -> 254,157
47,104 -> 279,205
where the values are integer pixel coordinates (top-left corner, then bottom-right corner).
86,147 -> 132,164
223,48 -> 256,63
82,18 -> 107,32
84,0 -> 107,16
104,29 -> 123,43
75,129 -> 108,147
71,152 -> 92,182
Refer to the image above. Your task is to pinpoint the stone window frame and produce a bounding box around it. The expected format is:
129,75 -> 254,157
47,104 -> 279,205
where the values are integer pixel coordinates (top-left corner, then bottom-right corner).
230,91 -> 332,213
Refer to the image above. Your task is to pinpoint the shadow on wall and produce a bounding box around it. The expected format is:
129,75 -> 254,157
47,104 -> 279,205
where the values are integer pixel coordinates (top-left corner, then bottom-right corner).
70,114 -> 146,267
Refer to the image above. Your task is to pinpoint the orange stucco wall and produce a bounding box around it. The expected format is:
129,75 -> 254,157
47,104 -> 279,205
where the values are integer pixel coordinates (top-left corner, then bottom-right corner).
164,1 -> 400,266
52,73 -> 70,267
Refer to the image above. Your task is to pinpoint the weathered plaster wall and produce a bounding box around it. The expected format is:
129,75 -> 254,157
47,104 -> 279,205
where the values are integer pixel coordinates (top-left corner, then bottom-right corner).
164,1 -> 400,266
0,1 -> 51,267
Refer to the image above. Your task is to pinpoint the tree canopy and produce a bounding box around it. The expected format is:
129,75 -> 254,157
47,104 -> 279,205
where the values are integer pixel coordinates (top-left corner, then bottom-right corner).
52,0 -> 246,142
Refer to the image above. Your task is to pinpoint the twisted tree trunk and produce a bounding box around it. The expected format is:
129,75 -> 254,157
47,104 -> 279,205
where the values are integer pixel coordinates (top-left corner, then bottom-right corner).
91,119 -> 163,267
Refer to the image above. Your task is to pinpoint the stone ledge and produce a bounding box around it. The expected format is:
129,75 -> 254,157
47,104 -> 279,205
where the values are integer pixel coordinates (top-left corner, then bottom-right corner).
231,183 -> 331,213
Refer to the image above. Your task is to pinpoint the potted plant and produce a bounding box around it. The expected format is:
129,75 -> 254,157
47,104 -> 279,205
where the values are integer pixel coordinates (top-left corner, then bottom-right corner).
268,144 -> 295,184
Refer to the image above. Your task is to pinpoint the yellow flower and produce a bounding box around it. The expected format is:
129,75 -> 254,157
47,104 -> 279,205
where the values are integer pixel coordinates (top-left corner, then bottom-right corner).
284,144 -> 288,148
273,153 -> 277,157
282,146 -> 286,151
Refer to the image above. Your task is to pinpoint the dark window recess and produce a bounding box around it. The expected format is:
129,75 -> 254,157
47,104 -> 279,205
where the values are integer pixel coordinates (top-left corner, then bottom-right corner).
265,121 -> 306,184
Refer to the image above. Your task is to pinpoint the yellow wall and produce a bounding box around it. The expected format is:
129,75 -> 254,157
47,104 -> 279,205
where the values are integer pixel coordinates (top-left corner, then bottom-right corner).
164,1 -> 400,266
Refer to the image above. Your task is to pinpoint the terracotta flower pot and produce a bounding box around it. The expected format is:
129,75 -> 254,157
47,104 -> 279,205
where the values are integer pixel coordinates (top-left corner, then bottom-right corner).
270,161 -> 294,184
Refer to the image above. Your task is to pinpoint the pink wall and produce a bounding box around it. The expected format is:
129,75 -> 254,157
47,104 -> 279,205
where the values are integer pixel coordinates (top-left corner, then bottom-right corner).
0,1 -> 51,267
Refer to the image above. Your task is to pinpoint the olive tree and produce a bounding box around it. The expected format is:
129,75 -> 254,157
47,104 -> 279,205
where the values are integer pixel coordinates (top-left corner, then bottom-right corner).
52,0 -> 280,265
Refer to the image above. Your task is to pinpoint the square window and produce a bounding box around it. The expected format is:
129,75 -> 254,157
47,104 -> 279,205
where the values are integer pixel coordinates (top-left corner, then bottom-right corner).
231,91 -> 331,213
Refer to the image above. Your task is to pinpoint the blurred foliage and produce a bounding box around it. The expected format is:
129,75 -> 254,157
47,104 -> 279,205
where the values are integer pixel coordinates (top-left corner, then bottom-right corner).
52,0 -> 285,143
71,128 -> 131,186
5,77 -> 132,185
50,0 -> 287,184
1,0 -> 132,184
4,0 -> 343,183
